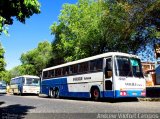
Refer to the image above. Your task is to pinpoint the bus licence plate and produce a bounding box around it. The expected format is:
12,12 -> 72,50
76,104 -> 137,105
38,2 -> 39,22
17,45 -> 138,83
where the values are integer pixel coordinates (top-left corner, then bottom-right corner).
132,92 -> 137,96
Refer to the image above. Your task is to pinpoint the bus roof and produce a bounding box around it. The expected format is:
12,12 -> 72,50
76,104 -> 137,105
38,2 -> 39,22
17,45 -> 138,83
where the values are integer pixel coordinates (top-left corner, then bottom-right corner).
43,52 -> 138,71
11,75 -> 39,80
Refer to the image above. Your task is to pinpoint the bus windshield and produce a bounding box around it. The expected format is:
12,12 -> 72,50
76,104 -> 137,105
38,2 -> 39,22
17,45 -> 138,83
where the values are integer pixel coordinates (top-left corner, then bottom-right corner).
25,78 -> 40,85
115,56 -> 143,78
0,81 -> 6,89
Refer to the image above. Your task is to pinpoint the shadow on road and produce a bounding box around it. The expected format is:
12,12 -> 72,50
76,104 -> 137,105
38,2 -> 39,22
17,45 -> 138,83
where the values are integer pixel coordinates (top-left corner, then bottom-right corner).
100,97 -> 139,103
0,104 -> 36,119
0,102 -> 5,105
9,93 -> 39,96
45,96 -> 139,103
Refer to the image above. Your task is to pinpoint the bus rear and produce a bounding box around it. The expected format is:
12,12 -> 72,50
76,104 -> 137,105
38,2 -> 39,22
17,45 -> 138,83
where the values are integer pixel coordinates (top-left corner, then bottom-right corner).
23,76 -> 40,94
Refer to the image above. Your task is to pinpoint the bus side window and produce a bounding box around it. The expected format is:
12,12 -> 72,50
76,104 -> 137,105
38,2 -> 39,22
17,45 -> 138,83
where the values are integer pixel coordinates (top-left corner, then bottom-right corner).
49,70 -> 54,78
63,66 -> 69,75
90,60 -> 97,71
78,62 -> 89,73
105,58 -> 112,78
70,64 -> 78,74
55,68 -> 62,77
96,59 -> 103,71
43,71 -> 48,79
22,77 -> 25,84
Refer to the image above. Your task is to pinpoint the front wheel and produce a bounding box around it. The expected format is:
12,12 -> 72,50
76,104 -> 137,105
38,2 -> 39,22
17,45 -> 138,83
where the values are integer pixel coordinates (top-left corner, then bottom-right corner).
91,88 -> 100,101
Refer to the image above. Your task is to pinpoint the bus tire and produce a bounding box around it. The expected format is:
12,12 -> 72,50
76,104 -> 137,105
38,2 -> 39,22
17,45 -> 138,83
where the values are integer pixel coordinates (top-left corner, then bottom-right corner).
91,87 -> 100,101
19,91 -> 23,96
49,89 -> 55,98
55,89 -> 60,99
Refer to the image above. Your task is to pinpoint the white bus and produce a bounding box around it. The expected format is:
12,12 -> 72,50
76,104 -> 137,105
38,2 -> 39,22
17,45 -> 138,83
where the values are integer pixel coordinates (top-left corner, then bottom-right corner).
41,52 -> 146,100
10,75 -> 40,95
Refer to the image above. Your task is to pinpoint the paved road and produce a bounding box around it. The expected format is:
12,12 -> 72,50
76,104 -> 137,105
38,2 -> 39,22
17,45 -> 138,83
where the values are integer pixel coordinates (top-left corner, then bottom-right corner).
0,94 -> 160,119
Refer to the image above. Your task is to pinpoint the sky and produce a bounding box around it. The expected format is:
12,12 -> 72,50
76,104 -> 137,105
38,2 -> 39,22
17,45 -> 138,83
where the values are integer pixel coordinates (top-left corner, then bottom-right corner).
0,0 -> 77,70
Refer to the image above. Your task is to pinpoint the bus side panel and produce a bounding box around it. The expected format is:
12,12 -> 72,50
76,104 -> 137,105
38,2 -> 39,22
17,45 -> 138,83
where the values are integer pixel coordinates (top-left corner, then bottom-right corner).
66,72 -> 104,98
41,72 -> 104,98
103,91 -> 115,98
41,78 -> 68,96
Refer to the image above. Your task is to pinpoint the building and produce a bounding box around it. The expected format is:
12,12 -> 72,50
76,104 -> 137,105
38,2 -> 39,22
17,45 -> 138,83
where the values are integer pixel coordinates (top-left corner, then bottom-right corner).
141,62 -> 155,86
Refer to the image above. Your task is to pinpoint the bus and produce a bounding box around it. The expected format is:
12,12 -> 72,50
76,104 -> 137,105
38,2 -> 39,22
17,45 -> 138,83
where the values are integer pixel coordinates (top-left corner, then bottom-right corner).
10,75 -> 40,95
0,81 -> 7,94
41,52 -> 146,100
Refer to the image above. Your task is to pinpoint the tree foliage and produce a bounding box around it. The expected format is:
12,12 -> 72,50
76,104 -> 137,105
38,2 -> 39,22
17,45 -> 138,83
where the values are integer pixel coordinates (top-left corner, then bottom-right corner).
50,0 -> 160,65
0,43 -> 6,80
20,41 -> 52,75
0,0 -> 40,34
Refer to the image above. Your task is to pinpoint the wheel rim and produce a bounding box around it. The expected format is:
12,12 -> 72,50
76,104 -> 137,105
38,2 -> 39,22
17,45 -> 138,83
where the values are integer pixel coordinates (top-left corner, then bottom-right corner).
93,89 -> 99,97
91,88 -> 100,101
55,90 -> 59,98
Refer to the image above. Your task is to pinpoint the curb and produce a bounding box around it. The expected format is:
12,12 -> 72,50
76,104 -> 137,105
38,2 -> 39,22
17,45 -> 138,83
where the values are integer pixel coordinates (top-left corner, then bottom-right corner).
138,97 -> 160,102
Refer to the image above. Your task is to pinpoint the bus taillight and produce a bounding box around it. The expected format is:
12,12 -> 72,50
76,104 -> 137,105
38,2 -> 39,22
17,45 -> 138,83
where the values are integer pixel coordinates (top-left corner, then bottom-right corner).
120,91 -> 127,96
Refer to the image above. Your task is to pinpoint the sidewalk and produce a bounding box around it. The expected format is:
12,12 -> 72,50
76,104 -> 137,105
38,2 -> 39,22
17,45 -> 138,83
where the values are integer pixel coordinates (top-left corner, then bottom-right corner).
138,85 -> 160,101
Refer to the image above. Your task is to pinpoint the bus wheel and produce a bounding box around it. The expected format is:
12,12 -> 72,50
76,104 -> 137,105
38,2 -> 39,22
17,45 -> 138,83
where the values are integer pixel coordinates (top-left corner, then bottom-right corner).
55,89 -> 59,99
19,91 -> 23,96
50,89 -> 55,98
91,88 -> 100,101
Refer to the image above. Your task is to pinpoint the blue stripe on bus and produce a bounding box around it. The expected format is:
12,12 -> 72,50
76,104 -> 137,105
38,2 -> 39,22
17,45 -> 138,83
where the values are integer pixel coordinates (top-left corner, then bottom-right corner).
41,78 -> 68,95
115,90 -> 145,98
103,91 -> 114,98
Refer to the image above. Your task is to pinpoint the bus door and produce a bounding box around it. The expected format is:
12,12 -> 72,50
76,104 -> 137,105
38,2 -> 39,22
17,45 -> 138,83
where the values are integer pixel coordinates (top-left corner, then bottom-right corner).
104,57 -> 113,97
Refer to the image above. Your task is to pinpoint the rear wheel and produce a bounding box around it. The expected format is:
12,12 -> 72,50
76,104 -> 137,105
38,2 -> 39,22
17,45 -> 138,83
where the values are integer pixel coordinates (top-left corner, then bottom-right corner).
49,89 -> 55,98
55,89 -> 60,99
91,88 -> 100,101
19,90 -> 23,96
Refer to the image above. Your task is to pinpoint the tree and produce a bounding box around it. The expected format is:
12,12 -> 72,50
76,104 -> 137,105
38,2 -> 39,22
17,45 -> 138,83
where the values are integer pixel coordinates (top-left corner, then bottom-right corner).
50,0 -> 102,64
50,0 -> 160,65
2,70 -> 12,84
0,0 -> 40,34
0,43 -> 6,80
20,41 -> 52,75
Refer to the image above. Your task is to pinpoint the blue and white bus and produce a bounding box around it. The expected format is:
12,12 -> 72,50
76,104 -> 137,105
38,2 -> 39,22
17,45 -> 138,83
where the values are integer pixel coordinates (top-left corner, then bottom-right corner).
41,52 -> 146,100
10,75 -> 40,95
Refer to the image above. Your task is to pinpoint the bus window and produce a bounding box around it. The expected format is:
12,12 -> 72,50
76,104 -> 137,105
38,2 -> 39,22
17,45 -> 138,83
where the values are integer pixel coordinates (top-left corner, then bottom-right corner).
70,64 -> 78,74
26,78 -> 39,85
96,59 -> 103,71
43,71 -> 48,79
90,60 -> 96,71
130,58 -> 143,78
63,66 -> 69,75
90,59 -> 103,72
55,68 -> 62,77
105,58 -> 112,78
78,62 -> 89,73
49,70 -> 54,78
115,56 -> 132,77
